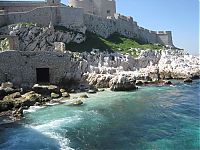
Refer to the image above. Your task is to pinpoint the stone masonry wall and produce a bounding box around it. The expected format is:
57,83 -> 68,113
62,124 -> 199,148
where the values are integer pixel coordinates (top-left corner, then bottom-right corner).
0,51 -> 73,87
84,13 -> 173,46
1,6 -> 84,30
0,5 -> 174,46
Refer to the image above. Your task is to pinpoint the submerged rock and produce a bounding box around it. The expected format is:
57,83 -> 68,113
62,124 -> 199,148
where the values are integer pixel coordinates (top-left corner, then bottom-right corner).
135,80 -> 143,86
68,100 -> 83,106
184,78 -> 193,83
87,90 -> 96,94
79,94 -> 89,98
164,80 -> 172,85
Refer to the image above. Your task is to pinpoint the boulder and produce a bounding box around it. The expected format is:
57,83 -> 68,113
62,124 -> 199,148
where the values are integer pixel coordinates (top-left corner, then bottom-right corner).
62,92 -> 70,98
32,84 -> 51,95
98,89 -> 105,92
51,93 -> 61,99
184,78 -> 193,83
0,100 -> 14,112
3,92 -> 21,101
32,84 -> 60,95
12,107 -> 23,118
4,87 -> 17,95
1,82 -> 13,89
48,85 -> 60,94
109,75 -> 136,91
68,100 -> 83,106
60,89 -> 66,93
191,75 -> 200,80
87,90 -> 97,94
18,91 -> 42,107
79,94 -> 89,98
164,80 -> 172,85
135,80 -> 143,86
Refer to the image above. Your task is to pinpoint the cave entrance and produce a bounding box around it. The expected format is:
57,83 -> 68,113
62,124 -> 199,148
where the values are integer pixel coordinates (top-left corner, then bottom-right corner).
36,68 -> 50,83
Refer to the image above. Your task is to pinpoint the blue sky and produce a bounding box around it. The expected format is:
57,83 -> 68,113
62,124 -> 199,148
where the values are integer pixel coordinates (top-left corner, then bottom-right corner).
115,0 -> 199,55
64,0 -> 199,55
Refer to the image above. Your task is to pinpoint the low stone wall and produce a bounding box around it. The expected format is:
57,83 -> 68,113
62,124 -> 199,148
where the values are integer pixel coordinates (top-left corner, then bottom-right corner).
0,51 -> 72,86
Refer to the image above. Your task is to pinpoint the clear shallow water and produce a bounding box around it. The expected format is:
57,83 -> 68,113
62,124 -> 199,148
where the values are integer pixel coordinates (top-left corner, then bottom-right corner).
0,80 -> 199,150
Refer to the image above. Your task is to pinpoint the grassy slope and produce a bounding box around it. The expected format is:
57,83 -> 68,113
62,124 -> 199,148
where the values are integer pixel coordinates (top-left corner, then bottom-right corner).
65,31 -> 163,57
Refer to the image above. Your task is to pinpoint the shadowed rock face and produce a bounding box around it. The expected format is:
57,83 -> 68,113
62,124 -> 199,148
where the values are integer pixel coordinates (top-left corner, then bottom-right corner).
109,75 -> 136,91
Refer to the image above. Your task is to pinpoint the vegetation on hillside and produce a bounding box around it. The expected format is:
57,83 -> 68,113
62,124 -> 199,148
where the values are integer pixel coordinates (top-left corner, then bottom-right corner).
65,32 -> 163,57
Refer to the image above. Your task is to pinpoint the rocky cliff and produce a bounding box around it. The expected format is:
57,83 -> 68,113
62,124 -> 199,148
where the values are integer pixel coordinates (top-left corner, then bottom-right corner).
0,24 -> 199,89
0,23 -> 86,52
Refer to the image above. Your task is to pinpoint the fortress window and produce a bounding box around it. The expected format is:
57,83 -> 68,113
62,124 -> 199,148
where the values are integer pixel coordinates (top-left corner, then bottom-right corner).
107,10 -> 111,14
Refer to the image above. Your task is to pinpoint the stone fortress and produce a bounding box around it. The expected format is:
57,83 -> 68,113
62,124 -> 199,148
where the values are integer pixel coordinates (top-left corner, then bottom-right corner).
1,0 -> 190,88
0,0 -> 174,46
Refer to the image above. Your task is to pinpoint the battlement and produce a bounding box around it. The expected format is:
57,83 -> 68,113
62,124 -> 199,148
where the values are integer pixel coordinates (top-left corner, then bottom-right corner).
157,31 -> 172,35
114,14 -> 133,23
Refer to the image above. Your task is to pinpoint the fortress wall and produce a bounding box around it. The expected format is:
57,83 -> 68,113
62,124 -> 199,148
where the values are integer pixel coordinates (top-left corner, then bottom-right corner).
84,14 -> 116,37
0,1 -> 46,12
0,51 -> 72,86
157,31 -> 173,46
6,7 -> 57,27
4,6 -> 84,28
59,7 -> 84,27
137,28 -> 157,44
84,13 -> 160,45
115,17 -> 135,38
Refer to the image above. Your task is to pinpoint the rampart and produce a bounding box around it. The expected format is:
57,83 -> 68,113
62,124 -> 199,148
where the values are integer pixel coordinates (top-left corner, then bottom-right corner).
0,4 -> 174,46
84,13 -> 173,46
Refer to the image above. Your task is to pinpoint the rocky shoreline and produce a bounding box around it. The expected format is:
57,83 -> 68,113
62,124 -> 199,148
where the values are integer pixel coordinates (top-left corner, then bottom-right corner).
0,75 -> 197,123
0,24 -> 199,124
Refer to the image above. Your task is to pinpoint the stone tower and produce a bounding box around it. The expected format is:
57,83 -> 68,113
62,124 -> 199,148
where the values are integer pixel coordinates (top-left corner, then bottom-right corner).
68,0 -> 116,18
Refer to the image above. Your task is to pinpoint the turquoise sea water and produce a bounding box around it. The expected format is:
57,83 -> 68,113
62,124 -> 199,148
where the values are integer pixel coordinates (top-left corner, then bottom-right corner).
0,80 -> 199,150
